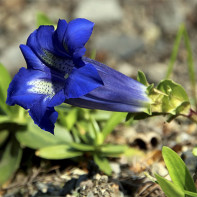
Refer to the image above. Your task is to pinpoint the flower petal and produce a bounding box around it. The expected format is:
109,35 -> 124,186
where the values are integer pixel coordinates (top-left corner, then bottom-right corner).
53,19 -> 68,54
65,63 -> 103,98
29,98 -> 58,134
26,28 -> 75,74
7,68 -> 45,109
20,45 -> 51,72
64,18 -> 94,56
83,58 -> 149,103
65,58 -> 150,112
6,67 -> 66,133
27,26 -> 56,56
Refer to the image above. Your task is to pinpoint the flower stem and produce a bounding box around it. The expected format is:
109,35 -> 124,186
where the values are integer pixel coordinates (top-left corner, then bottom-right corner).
187,109 -> 197,123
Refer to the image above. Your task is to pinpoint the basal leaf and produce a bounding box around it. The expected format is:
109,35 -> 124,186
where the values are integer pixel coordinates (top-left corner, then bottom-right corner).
16,121 -> 73,149
102,112 -> 126,140
36,145 -> 82,159
70,142 -> 95,151
0,63 -> 12,115
184,190 -> 197,197
0,130 -> 9,147
93,154 -> 112,175
162,146 -> 196,192
0,138 -> 22,185
155,174 -> 185,197
100,144 -> 128,155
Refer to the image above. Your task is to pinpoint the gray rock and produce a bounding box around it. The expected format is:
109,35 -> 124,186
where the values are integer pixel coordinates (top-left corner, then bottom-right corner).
155,1 -> 186,34
110,162 -> 121,174
144,63 -> 167,83
74,0 -> 123,23
181,150 -> 197,175
93,34 -> 144,59
116,62 -> 137,77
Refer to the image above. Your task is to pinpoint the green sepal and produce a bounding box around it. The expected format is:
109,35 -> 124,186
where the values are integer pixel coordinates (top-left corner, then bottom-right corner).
137,70 -> 149,86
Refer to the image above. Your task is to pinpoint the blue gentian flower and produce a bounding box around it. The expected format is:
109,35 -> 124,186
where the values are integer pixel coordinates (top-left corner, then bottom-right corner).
7,18 -> 150,134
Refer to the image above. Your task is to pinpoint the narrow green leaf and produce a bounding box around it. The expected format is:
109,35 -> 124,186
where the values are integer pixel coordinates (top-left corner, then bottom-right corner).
162,146 -> 196,192
36,145 -> 82,159
90,49 -> 96,60
91,111 -> 112,121
16,121 -> 73,149
100,144 -> 128,155
61,108 -> 78,130
0,130 -> 9,147
183,28 -> 197,108
93,154 -> 112,175
70,142 -> 95,151
155,174 -> 185,197
0,63 -> 12,115
102,112 -> 126,140
184,190 -> 197,197
0,138 -> 22,185
165,24 -> 185,79
192,147 -> 197,156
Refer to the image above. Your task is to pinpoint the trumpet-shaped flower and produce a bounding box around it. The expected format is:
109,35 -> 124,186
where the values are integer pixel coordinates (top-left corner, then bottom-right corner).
7,18 -> 151,134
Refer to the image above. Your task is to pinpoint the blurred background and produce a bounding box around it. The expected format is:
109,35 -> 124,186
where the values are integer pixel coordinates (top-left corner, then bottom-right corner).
1,0 -> 197,196
1,0 -> 197,89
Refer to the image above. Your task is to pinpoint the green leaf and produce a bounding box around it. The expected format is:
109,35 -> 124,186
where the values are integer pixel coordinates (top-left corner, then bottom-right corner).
182,28 -> 197,107
162,146 -> 196,192
36,12 -> 54,27
16,121 -> 73,149
0,63 -> 12,115
64,108 -> 78,130
91,111 -> 112,121
137,70 -> 149,86
93,154 -> 112,175
0,138 -> 22,185
102,112 -> 126,140
0,130 -> 9,147
155,174 -> 185,197
70,142 -> 95,151
165,24 -> 185,79
100,144 -> 128,155
184,191 -> 197,197
192,147 -> 197,156
90,49 -> 96,60
36,145 -> 82,159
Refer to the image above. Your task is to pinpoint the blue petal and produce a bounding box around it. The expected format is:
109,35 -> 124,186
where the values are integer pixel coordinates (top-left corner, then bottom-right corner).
26,26 -> 75,74
64,18 -> 94,56
65,58 -> 150,112
7,68 -> 45,109
29,98 -> 58,134
27,26 -> 56,56
83,58 -> 149,103
65,63 -> 103,98
20,45 -> 51,72
53,19 -> 68,54
66,97 -> 147,112
6,67 -> 66,133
